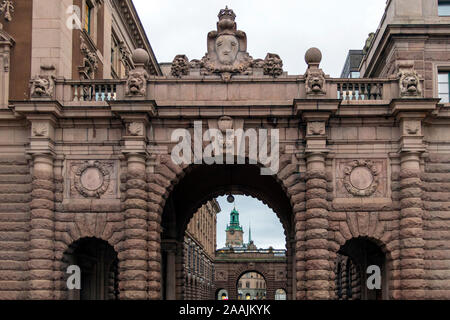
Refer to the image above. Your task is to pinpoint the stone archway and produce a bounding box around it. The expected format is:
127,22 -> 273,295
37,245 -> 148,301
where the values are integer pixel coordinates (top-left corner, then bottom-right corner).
335,237 -> 388,300
61,237 -> 119,300
154,158 -> 300,300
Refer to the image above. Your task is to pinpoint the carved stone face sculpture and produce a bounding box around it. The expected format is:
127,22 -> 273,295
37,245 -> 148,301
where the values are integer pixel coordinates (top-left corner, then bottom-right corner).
215,35 -> 239,65
402,74 -> 419,93
31,75 -> 54,97
399,70 -> 421,97
126,70 -> 147,96
33,78 -> 50,95
306,70 -> 325,94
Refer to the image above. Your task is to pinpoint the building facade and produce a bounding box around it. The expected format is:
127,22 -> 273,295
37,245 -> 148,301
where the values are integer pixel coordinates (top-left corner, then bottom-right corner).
183,200 -> 219,300
0,0 -> 450,300
215,206 -> 288,300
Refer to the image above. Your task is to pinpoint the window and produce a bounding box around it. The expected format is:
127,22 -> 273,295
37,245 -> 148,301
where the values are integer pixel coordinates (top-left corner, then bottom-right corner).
439,1 -> 450,16
438,72 -> 450,103
84,1 -> 93,35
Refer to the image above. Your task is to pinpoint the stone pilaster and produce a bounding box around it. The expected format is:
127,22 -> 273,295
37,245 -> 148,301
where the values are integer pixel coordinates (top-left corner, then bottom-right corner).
25,114 -> 58,300
305,152 -> 330,299
391,99 -> 438,299
29,154 -> 55,299
120,153 -> 149,299
399,151 -> 425,299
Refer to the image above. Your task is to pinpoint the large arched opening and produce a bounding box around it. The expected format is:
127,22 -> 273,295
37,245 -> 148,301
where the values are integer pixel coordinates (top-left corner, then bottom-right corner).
159,163 -> 295,300
335,237 -> 388,300
237,271 -> 267,300
62,237 -> 119,300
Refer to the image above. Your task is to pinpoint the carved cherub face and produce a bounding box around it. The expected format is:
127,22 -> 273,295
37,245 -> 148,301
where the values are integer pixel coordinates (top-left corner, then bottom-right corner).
215,35 -> 239,65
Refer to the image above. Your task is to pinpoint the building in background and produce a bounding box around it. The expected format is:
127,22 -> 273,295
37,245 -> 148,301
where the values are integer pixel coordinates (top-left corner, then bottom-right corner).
340,50 -> 364,78
215,206 -> 287,300
184,200 -> 220,300
237,272 -> 267,300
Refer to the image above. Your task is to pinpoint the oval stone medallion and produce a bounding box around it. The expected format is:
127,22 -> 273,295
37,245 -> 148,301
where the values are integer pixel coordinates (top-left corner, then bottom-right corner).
80,167 -> 104,191
349,166 -> 374,190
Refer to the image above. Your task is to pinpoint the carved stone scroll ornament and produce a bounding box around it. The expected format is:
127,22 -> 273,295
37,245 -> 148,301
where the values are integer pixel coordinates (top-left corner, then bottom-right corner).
79,38 -> 98,79
74,161 -> 111,198
30,75 -> 55,98
0,0 -> 14,23
343,160 -> 379,197
171,54 -> 189,78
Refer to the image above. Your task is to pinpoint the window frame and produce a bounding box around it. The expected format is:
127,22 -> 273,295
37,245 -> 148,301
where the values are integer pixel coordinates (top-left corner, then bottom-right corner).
84,0 -> 94,35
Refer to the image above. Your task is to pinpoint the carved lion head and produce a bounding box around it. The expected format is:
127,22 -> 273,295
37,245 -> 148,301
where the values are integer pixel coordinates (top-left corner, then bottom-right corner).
126,71 -> 147,96
398,69 -> 421,97
306,71 -> 325,94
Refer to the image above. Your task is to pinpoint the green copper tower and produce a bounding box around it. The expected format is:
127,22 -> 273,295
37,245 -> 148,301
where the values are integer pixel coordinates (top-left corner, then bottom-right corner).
225,207 -> 244,247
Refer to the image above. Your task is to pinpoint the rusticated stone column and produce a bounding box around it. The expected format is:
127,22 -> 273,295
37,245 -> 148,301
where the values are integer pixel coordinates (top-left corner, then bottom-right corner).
399,151 -> 425,299
29,154 -> 55,299
305,152 -> 330,300
120,154 -> 149,300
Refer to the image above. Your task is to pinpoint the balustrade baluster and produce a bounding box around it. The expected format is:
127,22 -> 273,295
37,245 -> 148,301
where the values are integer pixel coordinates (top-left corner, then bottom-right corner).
73,85 -> 79,102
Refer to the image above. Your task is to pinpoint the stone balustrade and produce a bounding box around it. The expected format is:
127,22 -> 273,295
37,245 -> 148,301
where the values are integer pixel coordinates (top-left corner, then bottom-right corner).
50,77 -> 406,105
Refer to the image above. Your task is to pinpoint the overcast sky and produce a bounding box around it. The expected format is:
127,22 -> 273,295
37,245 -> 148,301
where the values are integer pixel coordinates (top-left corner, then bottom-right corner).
216,195 -> 285,250
133,0 -> 387,77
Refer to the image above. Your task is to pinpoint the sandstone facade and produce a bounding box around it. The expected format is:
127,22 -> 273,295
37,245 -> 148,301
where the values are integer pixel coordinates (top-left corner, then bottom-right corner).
0,0 -> 450,300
